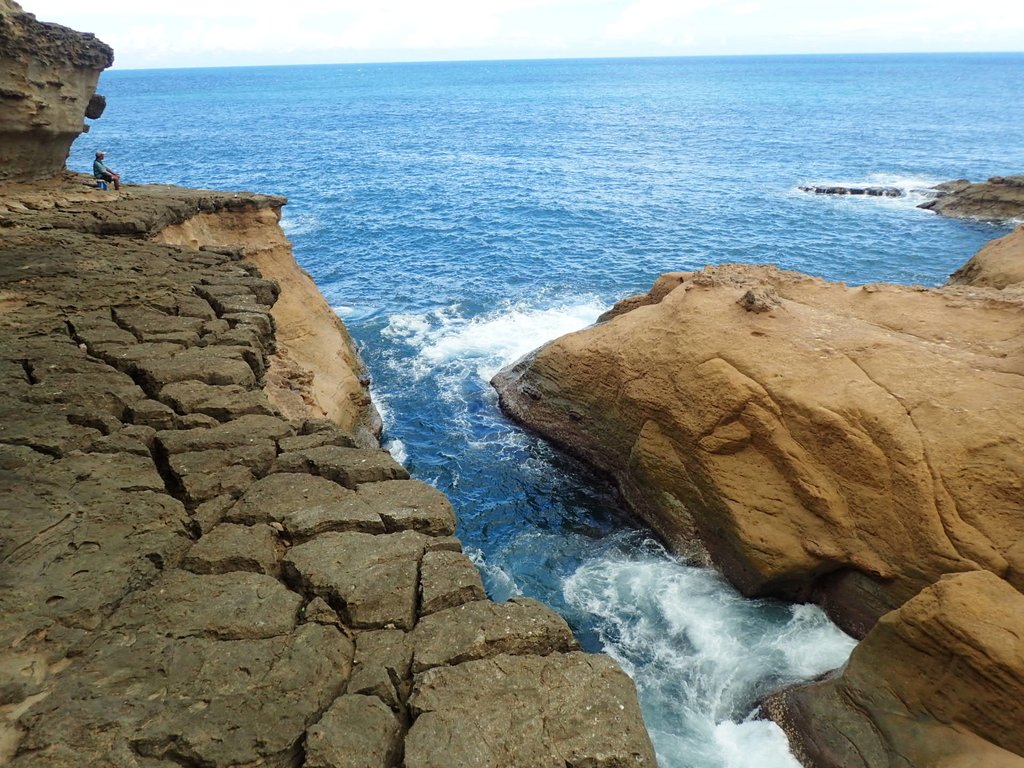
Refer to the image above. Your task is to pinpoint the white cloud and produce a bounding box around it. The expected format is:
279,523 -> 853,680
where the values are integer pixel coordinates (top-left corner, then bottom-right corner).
606,0 -> 724,42
21,0 -> 1024,67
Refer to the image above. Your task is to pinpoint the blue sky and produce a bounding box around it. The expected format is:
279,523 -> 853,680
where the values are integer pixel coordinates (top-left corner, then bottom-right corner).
24,0 -> 1024,69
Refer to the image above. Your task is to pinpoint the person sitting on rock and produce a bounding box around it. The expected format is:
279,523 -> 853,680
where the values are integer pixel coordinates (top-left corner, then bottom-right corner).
93,151 -> 121,190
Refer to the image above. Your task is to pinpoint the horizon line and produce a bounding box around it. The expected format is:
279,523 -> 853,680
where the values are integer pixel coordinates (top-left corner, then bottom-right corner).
106,49 -> 1024,74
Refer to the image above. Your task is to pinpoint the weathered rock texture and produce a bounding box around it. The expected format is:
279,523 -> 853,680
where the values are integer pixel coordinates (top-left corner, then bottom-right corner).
764,571 -> 1024,768
0,175 -> 656,767
919,176 -> 1024,221
154,207 -> 381,445
0,0 -> 113,181
948,225 -> 1024,291
493,264 -> 1024,637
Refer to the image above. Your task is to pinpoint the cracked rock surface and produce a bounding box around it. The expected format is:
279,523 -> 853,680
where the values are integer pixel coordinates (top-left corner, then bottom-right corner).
0,176 -> 656,767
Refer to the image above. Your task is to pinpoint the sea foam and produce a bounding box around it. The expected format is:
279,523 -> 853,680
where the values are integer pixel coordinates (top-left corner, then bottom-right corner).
563,539 -> 856,768
383,298 -> 606,382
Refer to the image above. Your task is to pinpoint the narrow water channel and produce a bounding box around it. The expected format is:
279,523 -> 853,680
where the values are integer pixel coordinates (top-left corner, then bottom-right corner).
343,297 -> 857,767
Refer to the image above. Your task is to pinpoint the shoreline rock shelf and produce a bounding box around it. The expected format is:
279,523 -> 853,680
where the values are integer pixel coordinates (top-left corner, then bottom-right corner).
0,4 -> 656,764
0,177 -> 656,767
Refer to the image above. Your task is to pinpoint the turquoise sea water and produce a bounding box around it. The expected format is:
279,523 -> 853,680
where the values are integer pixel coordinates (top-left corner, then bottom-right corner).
72,54 -> 1023,767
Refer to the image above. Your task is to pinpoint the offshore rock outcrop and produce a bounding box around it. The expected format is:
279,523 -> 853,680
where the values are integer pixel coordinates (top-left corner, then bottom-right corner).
798,185 -> 905,197
0,0 -> 113,181
918,175 -> 1024,221
0,176 -> 656,767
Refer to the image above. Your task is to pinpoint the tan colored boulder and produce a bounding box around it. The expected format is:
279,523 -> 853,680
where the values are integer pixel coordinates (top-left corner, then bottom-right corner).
948,225 -> 1024,290
764,571 -> 1024,767
0,0 -> 113,181
493,263 -> 1024,635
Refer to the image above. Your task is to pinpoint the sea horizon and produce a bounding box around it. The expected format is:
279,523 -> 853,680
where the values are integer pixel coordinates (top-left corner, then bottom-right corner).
101,48 -> 1024,74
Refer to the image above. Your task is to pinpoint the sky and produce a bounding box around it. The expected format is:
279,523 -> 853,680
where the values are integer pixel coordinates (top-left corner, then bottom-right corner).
22,0 -> 1024,69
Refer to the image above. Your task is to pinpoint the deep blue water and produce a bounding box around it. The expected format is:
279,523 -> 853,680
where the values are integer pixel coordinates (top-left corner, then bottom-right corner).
71,54 -> 1023,767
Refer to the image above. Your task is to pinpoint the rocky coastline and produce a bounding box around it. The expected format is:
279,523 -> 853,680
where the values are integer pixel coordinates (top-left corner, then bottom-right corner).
0,3 -> 656,766
492,212 -> 1024,761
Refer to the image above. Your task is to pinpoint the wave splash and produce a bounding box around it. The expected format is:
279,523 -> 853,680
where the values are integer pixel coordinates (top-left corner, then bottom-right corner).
563,538 -> 857,768
793,172 -> 948,210
382,297 -> 606,382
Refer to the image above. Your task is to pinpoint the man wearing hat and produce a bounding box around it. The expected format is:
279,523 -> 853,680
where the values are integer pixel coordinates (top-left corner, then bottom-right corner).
93,151 -> 121,190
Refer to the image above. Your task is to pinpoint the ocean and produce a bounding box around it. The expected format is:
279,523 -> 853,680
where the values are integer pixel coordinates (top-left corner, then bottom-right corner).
71,53 -> 1024,767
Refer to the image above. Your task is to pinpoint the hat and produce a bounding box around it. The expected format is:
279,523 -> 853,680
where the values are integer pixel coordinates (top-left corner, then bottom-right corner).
96,150 -> 104,157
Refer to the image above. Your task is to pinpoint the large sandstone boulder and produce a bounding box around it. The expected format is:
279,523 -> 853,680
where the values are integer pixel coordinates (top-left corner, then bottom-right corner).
764,570 -> 1024,767
948,225 -> 1024,291
0,0 -> 113,181
493,263 -> 1024,636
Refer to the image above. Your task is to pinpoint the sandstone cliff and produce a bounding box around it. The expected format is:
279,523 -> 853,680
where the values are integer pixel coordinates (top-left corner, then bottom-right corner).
493,264 -> 1024,637
0,0 -> 112,181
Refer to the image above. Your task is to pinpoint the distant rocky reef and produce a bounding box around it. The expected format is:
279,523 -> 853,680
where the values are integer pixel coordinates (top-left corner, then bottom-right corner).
492,214 -> 1024,764
799,184 -> 906,197
801,175 -> 1024,222
0,0 -> 113,181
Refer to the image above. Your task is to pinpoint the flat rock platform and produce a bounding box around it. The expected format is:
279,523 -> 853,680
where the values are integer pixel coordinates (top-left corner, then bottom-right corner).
0,176 -> 655,768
